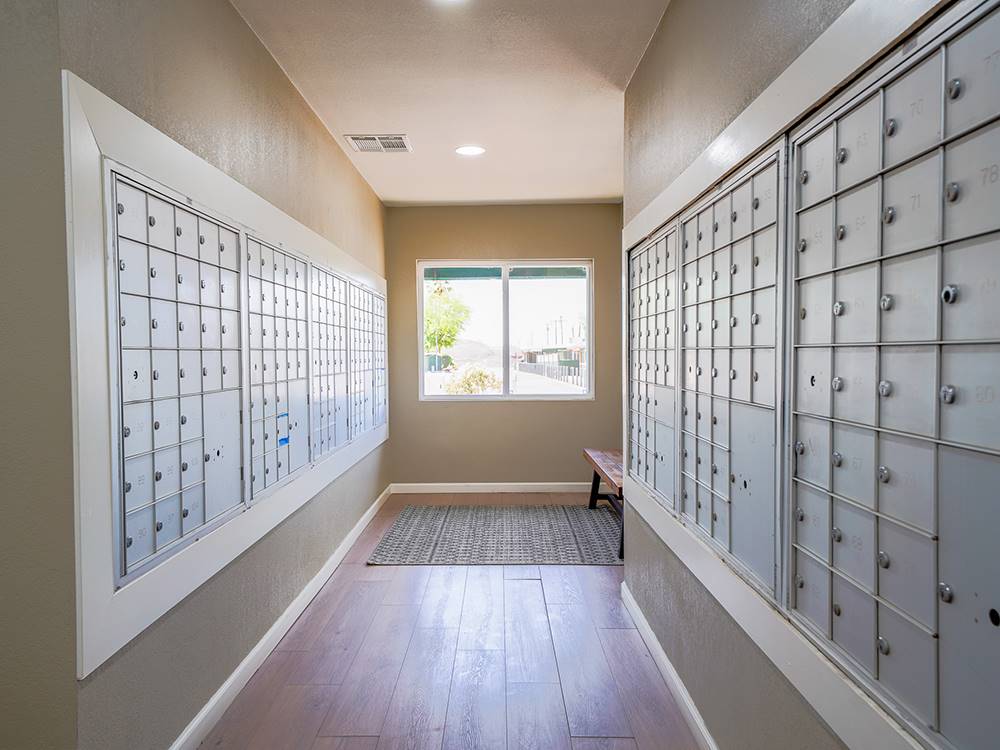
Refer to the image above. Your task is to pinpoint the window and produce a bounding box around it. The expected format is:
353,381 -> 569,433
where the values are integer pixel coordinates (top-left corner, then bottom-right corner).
418,260 -> 593,399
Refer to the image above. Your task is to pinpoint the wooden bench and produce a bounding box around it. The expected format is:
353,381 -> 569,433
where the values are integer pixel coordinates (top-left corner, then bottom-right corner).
583,448 -> 624,559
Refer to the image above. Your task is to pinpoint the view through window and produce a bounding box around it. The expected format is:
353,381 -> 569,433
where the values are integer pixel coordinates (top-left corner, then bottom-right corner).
420,261 -> 591,398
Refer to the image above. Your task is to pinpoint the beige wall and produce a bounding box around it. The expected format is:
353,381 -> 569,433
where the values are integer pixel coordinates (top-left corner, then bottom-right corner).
624,0 -> 852,222
0,2 -> 78,749
3,0 -> 390,747
622,3 -> 853,748
625,508 -> 847,750
385,204 -> 622,483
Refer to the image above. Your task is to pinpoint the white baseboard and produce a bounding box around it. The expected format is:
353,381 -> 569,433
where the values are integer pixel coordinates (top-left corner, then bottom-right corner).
169,483 -> 393,750
621,581 -> 719,750
389,481 -> 609,494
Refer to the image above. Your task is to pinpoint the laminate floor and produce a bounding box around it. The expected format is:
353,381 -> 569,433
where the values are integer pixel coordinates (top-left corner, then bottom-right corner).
202,493 -> 698,750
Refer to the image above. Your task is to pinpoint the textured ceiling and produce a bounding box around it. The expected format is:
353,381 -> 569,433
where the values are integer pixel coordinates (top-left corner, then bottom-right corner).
231,0 -> 669,204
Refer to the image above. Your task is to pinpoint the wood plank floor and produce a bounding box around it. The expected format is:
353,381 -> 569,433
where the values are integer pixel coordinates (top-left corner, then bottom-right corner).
202,493 -> 699,750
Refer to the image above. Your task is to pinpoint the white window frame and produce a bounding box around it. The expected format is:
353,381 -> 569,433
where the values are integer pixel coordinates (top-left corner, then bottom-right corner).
416,259 -> 595,401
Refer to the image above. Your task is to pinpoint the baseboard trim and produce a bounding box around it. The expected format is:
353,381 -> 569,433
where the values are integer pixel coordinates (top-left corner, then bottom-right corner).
168,483 -> 393,750
389,481 -> 609,494
621,581 -> 719,750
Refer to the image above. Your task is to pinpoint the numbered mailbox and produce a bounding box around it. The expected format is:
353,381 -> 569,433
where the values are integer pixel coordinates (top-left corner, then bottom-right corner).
831,347 -> 876,426
751,348 -> 774,407
877,432 -> 935,532
731,293 -> 751,348
945,8 -> 1000,137
697,257 -> 712,304
118,294 -> 150,349
221,309 -> 239,349
713,348 -> 730,399
175,209 -> 198,259
731,238 -> 752,295
794,415 -> 831,490
198,218 -> 220,267
153,446 -> 181,500
149,299 -> 178,349
697,205 -> 713,257
883,50 -> 942,166
122,402 -> 153,457
876,603 -> 937,727
654,422 -> 675,499
836,95 -> 880,188
203,390 -> 243,519
220,269 -> 238,310
713,194 -> 731,249
731,178 -> 752,240
831,574 -> 876,675
123,453 -> 154,512
218,227 -> 238,272
151,350 -> 179,399
154,494 -> 182,550
831,498 -> 875,590
712,248 -> 731,299
180,439 -> 204,487
146,195 -> 174,251
798,124 -> 835,207
941,233 -> 1000,341
178,350 -> 201,396
878,346 -> 936,437
730,348 -> 752,403
882,152 -> 941,256
124,506 -> 155,569
880,248 -> 938,343
939,344 -> 1000,451
176,256 -> 201,306
794,549 -> 831,636
149,248 -> 176,301
752,161 -> 778,228
833,264 -> 878,344
181,485 -> 205,535
200,307 -> 221,350
795,484 -> 831,561
712,445 -> 729,498
796,200 -> 835,277
832,422 -> 876,509
115,181 -> 147,243
834,181 -> 879,267
117,238 -> 149,296
177,303 -> 200,348
877,518 -> 936,627
151,397 -> 179,450
944,121 -> 1000,241
179,395 -> 202,443
752,225 -> 777,288
798,273 -> 833,345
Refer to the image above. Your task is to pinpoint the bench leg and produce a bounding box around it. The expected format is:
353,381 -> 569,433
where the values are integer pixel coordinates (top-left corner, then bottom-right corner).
588,471 -> 601,509
619,495 -> 625,560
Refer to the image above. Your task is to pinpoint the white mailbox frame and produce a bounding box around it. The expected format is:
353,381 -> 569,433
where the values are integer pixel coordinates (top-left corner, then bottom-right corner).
64,71 -> 388,678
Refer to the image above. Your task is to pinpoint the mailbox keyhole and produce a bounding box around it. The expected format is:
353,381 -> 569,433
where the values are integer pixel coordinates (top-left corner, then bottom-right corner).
216,449 -> 222,457
989,608 -> 1000,627
810,375 -> 816,387
132,370 -> 139,380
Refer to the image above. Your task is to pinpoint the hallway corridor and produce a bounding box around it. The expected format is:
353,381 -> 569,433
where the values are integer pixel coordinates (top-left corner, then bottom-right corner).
202,494 -> 698,749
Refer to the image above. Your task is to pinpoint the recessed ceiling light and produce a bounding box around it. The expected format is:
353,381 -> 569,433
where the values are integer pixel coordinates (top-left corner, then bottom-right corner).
455,145 -> 486,156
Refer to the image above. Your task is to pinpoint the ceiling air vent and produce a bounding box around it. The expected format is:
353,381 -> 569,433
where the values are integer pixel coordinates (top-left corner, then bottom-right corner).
345,134 -> 412,153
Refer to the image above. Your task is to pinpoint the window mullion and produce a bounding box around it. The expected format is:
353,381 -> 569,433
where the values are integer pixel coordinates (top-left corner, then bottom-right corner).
502,263 -> 510,396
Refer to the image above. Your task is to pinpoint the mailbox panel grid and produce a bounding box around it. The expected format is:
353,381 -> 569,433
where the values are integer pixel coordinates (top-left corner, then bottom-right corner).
789,5 -> 1000,746
247,239 -> 309,495
348,283 -> 386,439
678,147 -> 784,592
310,266 -> 350,460
113,175 -> 244,577
627,226 -> 678,511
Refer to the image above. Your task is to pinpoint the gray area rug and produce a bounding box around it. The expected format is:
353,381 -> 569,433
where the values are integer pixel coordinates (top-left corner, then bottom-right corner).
367,505 -> 623,566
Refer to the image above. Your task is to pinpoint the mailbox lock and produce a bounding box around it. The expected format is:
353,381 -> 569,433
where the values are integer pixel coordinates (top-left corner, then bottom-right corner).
713,221 -> 719,233
832,300 -> 845,317
712,270 -> 719,281
201,323 -> 207,333
878,380 -> 893,397
153,420 -> 160,430
182,508 -> 189,518
753,371 -> 759,382
884,118 -> 897,137
799,307 -> 807,320
155,521 -> 163,532
119,259 -> 127,272
199,235 -> 205,245
124,481 -> 132,493
123,426 -> 131,438
181,461 -> 189,472
939,384 -> 956,404
150,267 -> 157,279
712,463 -> 718,475
945,182 -> 961,203
832,451 -> 843,468
878,465 -> 891,484
833,603 -> 842,617
938,582 -> 954,603
831,527 -> 843,543
712,416 -> 718,425
731,210 -> 738,222
831,376 -> 844,392
794,441 -> 805,455
152,369 -> 160,381
836,225 -> 847,241
176,226 -> 183,237
683,240 -> 689,250
204,453 -> 211,462
940,284 -> 959,304
712,367 -> 718,378
178,321 -> 185,331
125,535 -> 133,548
730,316 -> 738,328
946,78 -> 963,100
798,238 -> 807,253
751,312 -> 760,325
877,550 -> 891,569
116,202 -> 125,215
795,575 -> 804,589
753,197 -> 760,210
795,507 -> 805,522
697,231 -> 703,241
221,324 -> 227,334
799,170 -> 809,185
882,206 -> 896,225
712,319 -> 718,329
877,637 -> 890,656
836,147 -> 848,164
154,470 -> 162,481
179,368 -> 186,378
682,281 -> 689,291
879,294 -> 894,311
696,321 -> 703,331
697,276 -> 703,287
730,369 -> 737,380
180,415 -> 187,425
696,366 -> 703,376
730,263 -> 738,275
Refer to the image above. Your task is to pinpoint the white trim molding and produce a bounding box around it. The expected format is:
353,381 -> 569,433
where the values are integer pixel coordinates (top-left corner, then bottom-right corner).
168,484 -> 393,750
625,481 -> 922,750
623,0 -> 947,249
620,582 -> 718,750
